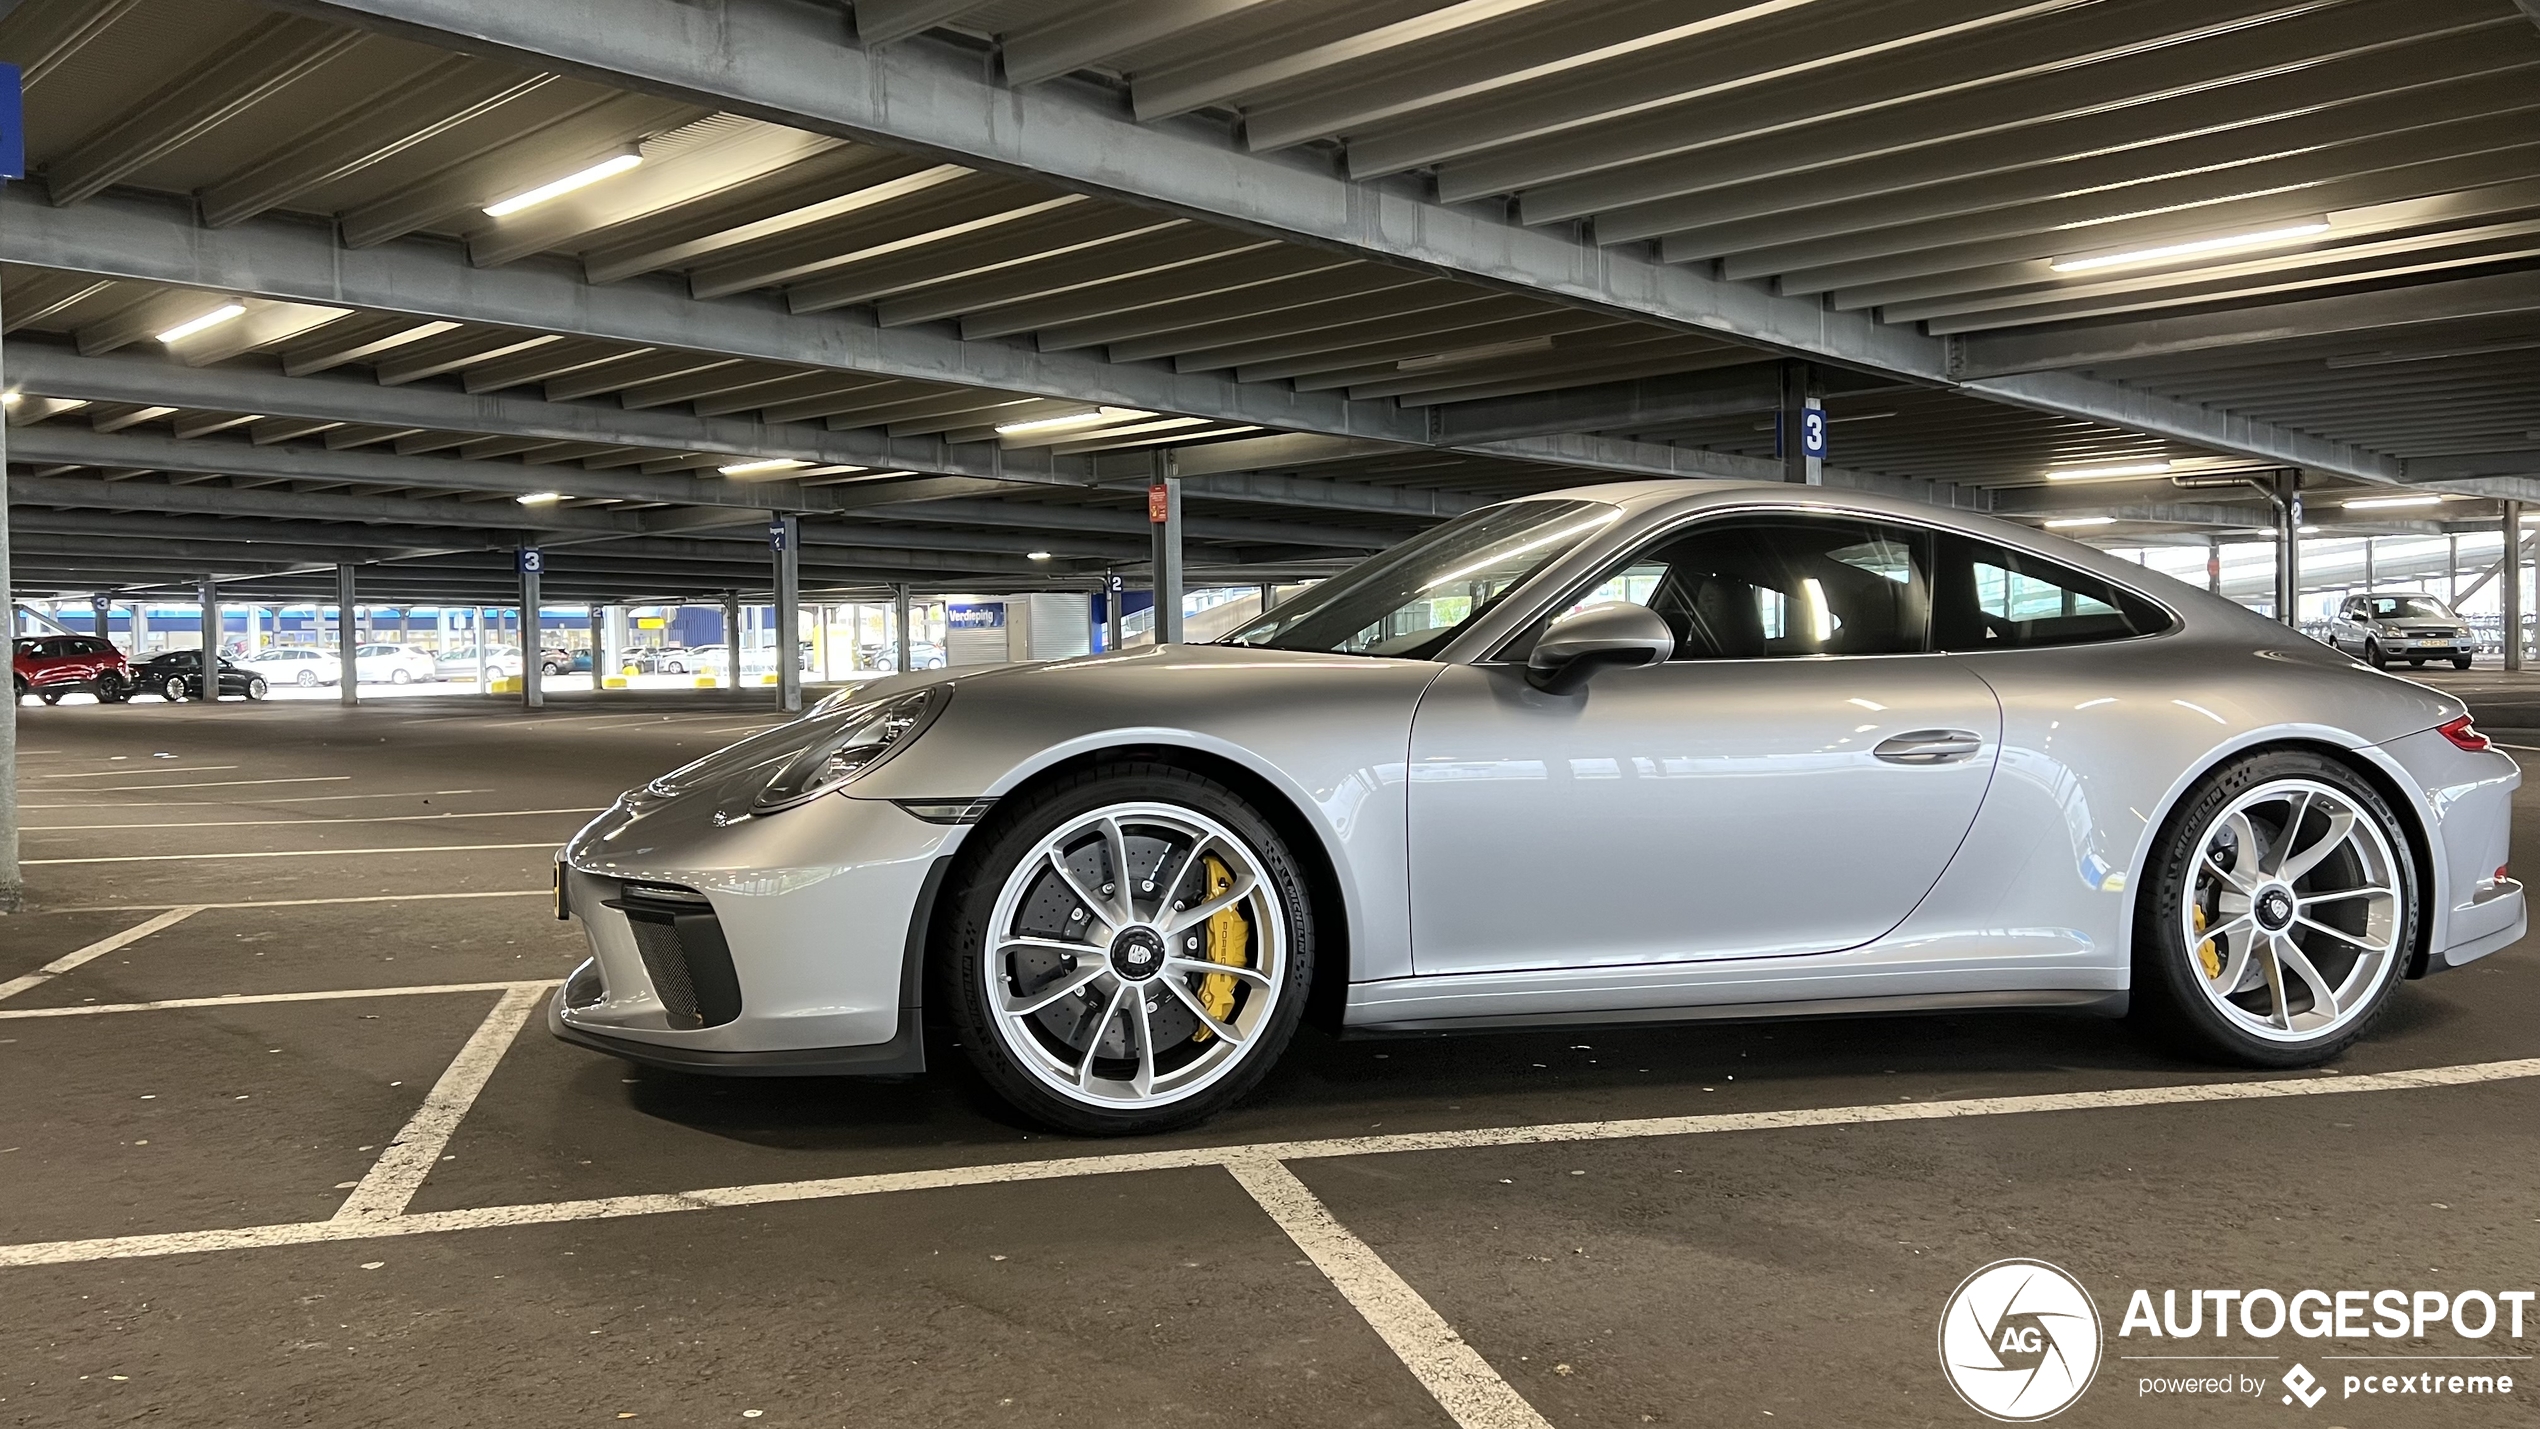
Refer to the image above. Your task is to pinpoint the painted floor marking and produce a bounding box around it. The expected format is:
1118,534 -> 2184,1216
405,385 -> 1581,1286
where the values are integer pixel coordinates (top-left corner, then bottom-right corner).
1227,1153 -> 1554,1429
26,765 -> 239,779
334,986 -> 549,1221
43,776 -> 354,794
0,979 -> 558,1020
26,841 -> 559,866
44,889 -> 550,913
23,788 -> 494,809
1,1057 -> 2530,1270
25,808 -> 602,832
0,906 -> 207,1003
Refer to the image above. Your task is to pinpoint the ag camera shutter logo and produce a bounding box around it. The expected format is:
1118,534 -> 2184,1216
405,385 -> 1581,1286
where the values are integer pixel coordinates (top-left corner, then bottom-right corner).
1939,1259 -> 2104,1421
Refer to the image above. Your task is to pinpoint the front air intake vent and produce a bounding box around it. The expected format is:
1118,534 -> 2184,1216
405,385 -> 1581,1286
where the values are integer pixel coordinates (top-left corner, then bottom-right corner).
605,883 -> 742,1030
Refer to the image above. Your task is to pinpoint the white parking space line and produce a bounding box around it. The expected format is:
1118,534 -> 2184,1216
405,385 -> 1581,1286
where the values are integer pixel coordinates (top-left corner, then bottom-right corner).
25,788 -> 494,809
0,979 -> 558,1020
36,776 -> 354,794
26,841 -> 561,866
1227,1153 -> 1554,1429
334,985 -> 549,1222
25,808 -> 602,832
0,906 -> 208,1003
1,1057 -> 2531,1269
48,889 -> 551,913
26,766 -> 240,779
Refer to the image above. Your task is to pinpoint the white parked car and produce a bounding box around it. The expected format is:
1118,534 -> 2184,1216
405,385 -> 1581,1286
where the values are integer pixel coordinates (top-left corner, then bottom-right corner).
353,643 -> 439,684
239,646 -> 339,687
435,644 -> 523,680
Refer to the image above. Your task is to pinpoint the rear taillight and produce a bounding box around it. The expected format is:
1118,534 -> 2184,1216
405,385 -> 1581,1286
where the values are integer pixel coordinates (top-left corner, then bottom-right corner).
2437,714 -> 2490,752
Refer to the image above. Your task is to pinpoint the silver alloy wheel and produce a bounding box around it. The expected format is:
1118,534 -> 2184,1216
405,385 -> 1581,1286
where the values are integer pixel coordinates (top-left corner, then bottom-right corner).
981,800 -> 1287,1110
2180,777 -> 2402,1042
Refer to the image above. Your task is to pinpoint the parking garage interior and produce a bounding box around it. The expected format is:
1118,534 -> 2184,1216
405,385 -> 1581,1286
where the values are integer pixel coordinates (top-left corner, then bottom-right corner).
4,0 -> 2540,1424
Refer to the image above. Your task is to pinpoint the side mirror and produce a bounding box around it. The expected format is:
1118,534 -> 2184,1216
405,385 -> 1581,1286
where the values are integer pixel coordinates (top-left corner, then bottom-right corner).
1524,602 -> 1675,696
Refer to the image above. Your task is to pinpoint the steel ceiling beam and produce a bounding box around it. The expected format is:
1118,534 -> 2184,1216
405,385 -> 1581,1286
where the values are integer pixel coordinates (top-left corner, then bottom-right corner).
5,343 -> 1094,493
275,0 -> 2415,486
0,186 -> 1427,448
1957,271 -> 2540,377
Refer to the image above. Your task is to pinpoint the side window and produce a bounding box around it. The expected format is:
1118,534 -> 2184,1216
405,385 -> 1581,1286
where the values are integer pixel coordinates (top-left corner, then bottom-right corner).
1547,514 -> 1935,659
1932,537 -> 2172,651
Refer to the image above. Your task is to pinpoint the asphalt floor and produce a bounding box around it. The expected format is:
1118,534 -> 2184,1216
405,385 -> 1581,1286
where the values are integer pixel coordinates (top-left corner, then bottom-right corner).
1,679 -> 2534,1427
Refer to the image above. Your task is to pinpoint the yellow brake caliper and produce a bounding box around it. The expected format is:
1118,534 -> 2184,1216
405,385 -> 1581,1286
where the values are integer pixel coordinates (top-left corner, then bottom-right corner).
1192,854 -> 1249,1041
2193,903 -> 2221,979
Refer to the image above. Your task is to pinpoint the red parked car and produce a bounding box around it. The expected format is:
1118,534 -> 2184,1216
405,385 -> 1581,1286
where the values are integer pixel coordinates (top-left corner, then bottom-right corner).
12,635 -> 134,705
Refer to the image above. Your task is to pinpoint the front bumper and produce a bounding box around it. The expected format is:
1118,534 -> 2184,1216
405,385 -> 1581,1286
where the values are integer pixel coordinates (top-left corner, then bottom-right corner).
550,786 -> 958,1073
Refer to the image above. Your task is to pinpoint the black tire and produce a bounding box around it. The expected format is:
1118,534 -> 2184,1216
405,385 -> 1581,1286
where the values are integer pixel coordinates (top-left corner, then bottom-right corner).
2453,656 -> 2475,670
11,676 -> 25,702
245,677 -> 268,701
2407,658 -> 2425,667
2363,639 -> 2388,669
95,672 -> 127,704
163,676 -> 188,701
2132,749 -> 2417,1067
39,688 -> 63,705
936,762 -> 1317,1135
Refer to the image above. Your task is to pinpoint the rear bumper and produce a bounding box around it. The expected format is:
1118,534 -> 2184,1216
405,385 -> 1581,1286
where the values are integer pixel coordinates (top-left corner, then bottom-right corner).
2375,727 -> 2523,975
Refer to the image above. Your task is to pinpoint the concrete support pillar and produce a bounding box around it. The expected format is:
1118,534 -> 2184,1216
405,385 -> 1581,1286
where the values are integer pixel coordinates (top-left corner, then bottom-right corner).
0,275 -> 15,911
894,585 -> 912,672
722,591 -> 742,690
605,607 -> 629,679
196,576 -> 219,700
1780,359 -> 1823,485
2363,537 -> 2375,593
772,514 -> 801,713
91,595 -> 111,641
2506,503 -> 2524,672
520,550 -> 543,711
2449,535 -> 2461,606
2274,471 -> 2301,626
589,605 -> 607,692
474,606 -> 489,693
335,564 -> 360,705
1149,476 -> 1183,644
1105,575 -> 1124,653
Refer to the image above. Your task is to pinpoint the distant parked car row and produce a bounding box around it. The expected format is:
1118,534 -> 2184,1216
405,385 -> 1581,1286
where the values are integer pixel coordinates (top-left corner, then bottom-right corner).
14,638 -> 268,702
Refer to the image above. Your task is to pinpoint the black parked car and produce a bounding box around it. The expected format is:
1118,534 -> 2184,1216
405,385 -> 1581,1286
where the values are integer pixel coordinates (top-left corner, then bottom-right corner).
135,650 -> 269,702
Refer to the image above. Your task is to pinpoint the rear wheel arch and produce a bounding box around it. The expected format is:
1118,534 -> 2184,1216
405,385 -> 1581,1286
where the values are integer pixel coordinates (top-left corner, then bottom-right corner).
2133,737 -> 2439,982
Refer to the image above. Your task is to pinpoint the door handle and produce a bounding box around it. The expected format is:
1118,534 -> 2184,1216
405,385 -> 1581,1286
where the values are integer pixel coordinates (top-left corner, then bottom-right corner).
1873,729 -> 1984,764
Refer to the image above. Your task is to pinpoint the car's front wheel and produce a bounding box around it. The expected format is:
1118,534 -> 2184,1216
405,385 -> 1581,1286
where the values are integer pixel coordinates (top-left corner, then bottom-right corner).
95,672 -> 127,704
296,668 -> 319,687
2362,638 -> 2389,669
2453,656 -> 2475,670
163,675 -> 189,701
244,676 -> 268,701
938,764 -> 1315,1135
2134,751 -> 2416,1067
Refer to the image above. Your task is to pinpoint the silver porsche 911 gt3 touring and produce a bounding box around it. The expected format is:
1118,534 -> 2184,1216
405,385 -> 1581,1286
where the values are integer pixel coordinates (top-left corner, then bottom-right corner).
550,481 -> 2522,1133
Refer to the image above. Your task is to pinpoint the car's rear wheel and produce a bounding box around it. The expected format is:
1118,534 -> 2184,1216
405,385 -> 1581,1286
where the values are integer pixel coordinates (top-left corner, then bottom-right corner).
296,668 -> 319,687
95,671 -> 127,704
938,764 -> 1315,1135
38,688 -> 63,705
390,668 -> 411,684
163,675 -> 189,701
2134,751 -> 2416,1067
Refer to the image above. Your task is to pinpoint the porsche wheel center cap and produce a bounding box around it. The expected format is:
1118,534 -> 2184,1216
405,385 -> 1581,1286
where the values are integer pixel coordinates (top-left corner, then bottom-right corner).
2255,886 -> 2294,931
1109,927 -> 1166,981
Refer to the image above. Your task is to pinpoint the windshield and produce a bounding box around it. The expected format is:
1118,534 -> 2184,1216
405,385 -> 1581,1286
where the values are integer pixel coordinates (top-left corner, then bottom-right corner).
2367,596 -> 2457,621
1225,499 -> 1620,657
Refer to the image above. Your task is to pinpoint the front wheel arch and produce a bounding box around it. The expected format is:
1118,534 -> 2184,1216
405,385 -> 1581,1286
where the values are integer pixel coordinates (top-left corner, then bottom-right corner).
937,744 -> 1355,1035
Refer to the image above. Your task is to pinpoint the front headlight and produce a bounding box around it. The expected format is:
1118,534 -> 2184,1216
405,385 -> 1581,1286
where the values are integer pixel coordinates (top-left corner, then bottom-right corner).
753,688 -> 943,811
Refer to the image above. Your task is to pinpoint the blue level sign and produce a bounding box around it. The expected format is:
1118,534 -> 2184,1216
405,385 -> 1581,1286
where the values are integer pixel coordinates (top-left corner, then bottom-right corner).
767,520 -> 789,552
517,547 -> 544,575
1799,405 -> 1829,460
0,63 -> 23,181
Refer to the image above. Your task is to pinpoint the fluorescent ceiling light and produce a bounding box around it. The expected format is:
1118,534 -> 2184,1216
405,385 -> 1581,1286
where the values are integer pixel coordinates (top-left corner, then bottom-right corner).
2047,460 -> 2172,481
482,153 -> 644,217
2049,221 -> 2330,274
515,492 -> 563,505
1026,551 -> 1053,561
994,406 -> 1153,437
156,303 -> 246,344
0,391 -> 18,406
2341,494 -> 2445,510
2297,525 -> 2321,534
718,458 -> 809,477
2043,516 -> 2115,529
